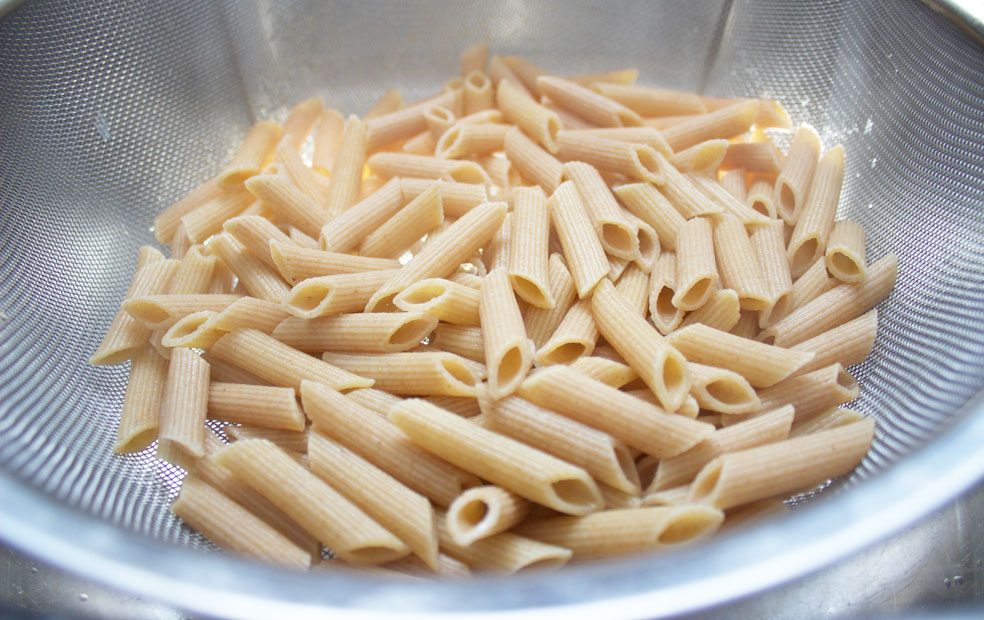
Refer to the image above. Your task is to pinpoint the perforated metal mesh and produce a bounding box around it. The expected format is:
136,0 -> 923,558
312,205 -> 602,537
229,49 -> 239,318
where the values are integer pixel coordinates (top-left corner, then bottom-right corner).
0,0 -> 982,567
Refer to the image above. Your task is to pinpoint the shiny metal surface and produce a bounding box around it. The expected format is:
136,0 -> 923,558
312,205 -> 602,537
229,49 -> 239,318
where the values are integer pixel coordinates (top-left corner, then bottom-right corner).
0,0 -> 983,617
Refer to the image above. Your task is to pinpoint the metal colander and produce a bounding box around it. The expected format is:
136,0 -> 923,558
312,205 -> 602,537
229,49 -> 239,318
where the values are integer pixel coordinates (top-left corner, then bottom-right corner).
1,0 -> 982,617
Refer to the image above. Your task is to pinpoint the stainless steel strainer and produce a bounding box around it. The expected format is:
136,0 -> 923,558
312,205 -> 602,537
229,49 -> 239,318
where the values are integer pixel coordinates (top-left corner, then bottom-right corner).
1,0 -> 983,617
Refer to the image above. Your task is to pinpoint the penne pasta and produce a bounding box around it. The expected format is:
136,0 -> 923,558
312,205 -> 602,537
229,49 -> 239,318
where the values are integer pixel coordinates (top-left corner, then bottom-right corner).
749,220 -> 793,328
719,168 -> 748,202
754,363 -> 860,424
401,177 -> 488,218
746,178 -> 777,219
774,125 -> 821,224
155,178 -> 223,244
273,312 -> 437,354
503,125 -> 564,193
687,362 -> 761,415
224,425 -> 308,454
680,288 -> 741,332
325,115 -> 369,215
613,182 -> 686,250
463,70 -> 494,115
366,89 -> 404,120
157,347 -> 210,464
563,161 -> 640,260
524,253 -> 577,349
825,219 -> 868,283
559,127 -> 671,156
720,142 -> 784,174
312,107 -> 346,174
436,121 -> 508,159
673,217 -> 719,311
538,75 -> 643,127
270,240 -> 400,285
208,233 -> 290,302
670,139 -> 729,173
123,294 -> 241,331
790,310 -> 878,376
496,78 -> 562,153
321,351 -> 483,397
244,174 -> 329,239
359,181 -> 443,259
393,278 -> 481,326
787,145 -> 846,277
223,215 -> 296,270
591,83 -> 706,117
556,131 -> 666,184
508,186 -> 554,308
366,90 -> 456,151
659,99 -> 758,152
688,173 -> 769,227
789,407 -> 867,438
547,181 -> 609,298
479,268 -> 533,398
281,96 -> 324,148
217,121 -> 283,189
180,190 -> 255,244
430,324 -> 485,363
281,269 -> 400,319
536,298 -> 598,366
567,68 -> 638,87
207,382 -> 305,431
712,213 -> 771,311
435,512 -> 571,574
446,485 -> 529,546
114,346 -> 169,453
568,355 -> 638,389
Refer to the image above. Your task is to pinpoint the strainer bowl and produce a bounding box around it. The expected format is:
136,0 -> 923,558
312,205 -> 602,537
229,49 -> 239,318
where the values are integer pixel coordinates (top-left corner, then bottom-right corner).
1,0 -> 983,617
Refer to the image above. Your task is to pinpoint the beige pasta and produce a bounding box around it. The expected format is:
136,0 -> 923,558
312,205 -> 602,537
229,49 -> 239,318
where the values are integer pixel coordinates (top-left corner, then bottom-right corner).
787,145 -> 846,277
538,75 -> 642,127
688,174 -> 769,227
393,278 -> 481,326
243,174 -> 328,239
366,90 -> 456,151
169,222 -> 192,260
171,475 -> 311,569
435,512 -> 571,574
280,96 -> 323,149
613,183 -> 686,250
502,125 -> 563,193
157,347 -> 210,465
592,279 -> 691,411
759,254 -> 897,347
479,268 -> 533,399
515,506 -> 723,559
749,220 -> 794,328
273,141 -> 326,206
217,121 -> 283,189
430,324 -> 485,363
536,299 -> 598,366
437,122 -> 508,159
719,168 -> 748,202
712,213 -> 771,311
755,363 -> 860,424
114,346 -> 169,453
360,181 -> 444,259
507,186 -> 554,308
123,294 -> 241,331
673,217 -> 719,311
496,78 -> 562,153
424,105 -> 456,140
670,139 -> 729,173
790,256 -> 836,312
321,351 -> 482,397
680,288 -> 741,332
208,233 -> 290,302
344,387 -> 404,417
666,323 -> 813,388
523,253 -> 577,349
207,382 -> 304,431
366,89 -> 404,120
155,178 -> 223,244
279,269 -> 399,321
209,328 -> 373,392
563,161 -> 640,260
202,353 -> 270,386
223,215 -> 296,270
487,396 -> 641,494
825,219 -> 868,283
651,405 -> 793,492
640,485 -> 691,508
424,395 -> 481,418
301,381 -> 478,507
487,54 -> 530,96
566,68 -> 638,87
400,177 -> 488,218
368,153 -> 492,186
308,430 -> 438,569
446,485 -> 529,546
720,142 -> 784,174
687,362 -> 761,415
790,310 -> 878,376
463,70 -> 494,115
365,201 -> 507,311
590,83 -> 706,117
547,181 -> 609,298
501,55 -> 550,97
659,99 -> 758,152
560,127 -> 671,156
746,178 -> 777,219
270,241 -> 400,285
389,398 -> 603,515
657,161 -> 724,219
212,439 -> 410,565
789,407 -> 867,438
689,418 -> 875,510
774,124 -> 822,224
484,212 -> 511,271
614,263 -> 651,316
520,365 -> 712,458
312,107 -> 346,174
555,131 -> 666,184
180,190 -> 255,244
568,356 -> 638,389
272,312 -> 437,354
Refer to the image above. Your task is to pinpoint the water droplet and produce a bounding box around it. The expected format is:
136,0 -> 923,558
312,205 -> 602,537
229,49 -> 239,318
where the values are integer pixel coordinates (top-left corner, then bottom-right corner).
954,575 -> 964,585
94,114 -> 111,141
864,119 -> 874,135
79,593 -> 89,602
29,566 -> 38,574
870,158 -> 878,168
944,578 -> 952,588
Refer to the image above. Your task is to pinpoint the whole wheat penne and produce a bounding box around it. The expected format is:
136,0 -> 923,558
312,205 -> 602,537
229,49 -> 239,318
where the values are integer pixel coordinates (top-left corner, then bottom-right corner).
538,76 -> 642,128
436,122 -> 508,159
520,365 -> 712,458
400,177 -> 488,219
288,225 -> 321,248
213,439 -> 410,564
496,78 -> 562,153
556,131 -> 666,184
745,178 -> 777,219
548,181 -> 609,298
317,178 -> 404,253
506,186 -> 553,308
480,155 -> 520,190
446,485 -> 529,546
487,54 -> 530,95
201,351 -> 270,385
566,68 -> 638,88
366,91 -> 456,151
424,105 -> 456,141
172,474 -> 311,569
368,153 -> 491,185
666,324 -> 813,388
163,297 -> 290,349
308,430 -> 438,569
281,269 -> 400,320
613,183 -> 686,250
430,324 -> 485,363
123,294 -> 240,330
790,310 -> 878,376
719,498 -> 790,533
824,219 -> 868,283
598,483 -> 642,510
659,99 -> 758,152
384,552 -> 471,578
593,279 -> 691,411
689,418 -> 875,510
365,89 -> 404,120
673,217 -> 718,311
536,299 -> 597,366
750,220 -> 793,328
210,328 -> 372,391
730,310 -> 760,340
670,139 -> 729,173
392,278 -> 481,326
643,115 -> 701,130
312,107 -> 345,174
590,83 -> 706,117
217,121 -> 283,189
640,485 -> 691,507
223,215 -> 296,270
503,126 -> 563,192
463,70 -> 494,115
522,254 -> 575,349
423,395 -> 481,418
790,259 -> 834,314
560,128 -> 671,157
243,174 -> 329,239
657,160 -> 724,219
344,387 -> 403,417
680,288 -> 740,332
687,362 -> 761,415
157,347 -> 210,464
389,398 -> 602,515
774,125 -> 822,224
207,382 -> 305,431
651,405 -> 793,492
720,142 -> 784,175
613,263 -> 650,317
712,213 -> 771,311
301,381 -> 477,506
359,182 -> 443,259
568,356 -> 638,389
365,201 -> 507,311
155,178 -> 223,244
207,257 -> 237,295
689,174 -> 769,227
488,395 -> 641,494
270,241 -> 400,285
483,212 -> 511,271
479,268 -> 532,399
279,96 -> 323,149
562,161 -> 640,260
759,254 -> 897,347
180,191 -> 255,244
500,55 -> 551,97
169,222 -> 193,260
324,115 -> 369,216
719,168 -> 748,202
789,407 -> 867,438
273,312 -> 437,354
435,512 -> 571,574
516,505 -> 723,559
114,346 -> 169,453
225,425 -> 308,454
91,253 -> 180,365
625,213 -> 660,272
787,145 -> 845,278
273,141 -> 325,206
208,233 -> 290,302
322,351 -> 482,397
754,363 -> 859,425
154,244 -> 219,324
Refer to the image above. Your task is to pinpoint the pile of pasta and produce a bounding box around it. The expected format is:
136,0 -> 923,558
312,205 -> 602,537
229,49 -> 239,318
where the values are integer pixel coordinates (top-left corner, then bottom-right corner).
90,44 -> 897,576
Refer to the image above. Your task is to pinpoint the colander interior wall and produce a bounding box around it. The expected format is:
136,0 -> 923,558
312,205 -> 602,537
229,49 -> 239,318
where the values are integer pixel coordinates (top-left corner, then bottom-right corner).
0,0 -> 982,615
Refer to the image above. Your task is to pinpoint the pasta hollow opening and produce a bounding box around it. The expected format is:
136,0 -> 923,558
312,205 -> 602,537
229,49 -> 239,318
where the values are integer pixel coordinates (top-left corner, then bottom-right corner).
790,238 -> 819,275
169,315 -> 209,339
614,444 -> 639,489
837,367 -> 859,392
778,183 -> 795,216
437,127 -> 461,156
496,346 -> 525,387
290,286 -> 332,312
662,352 -> 687,398
510,275 -> 549,307
769,293 -> 790,323
428,105 -> 453,123
456,500 -> 490,529
750,199 -> 770,217
691,461 -> 723,501
635,147 -> 661,178
442,359 -> 478,387
655,286 -> 676,322
401,283 -> 447,305
657,511 -> 720,544
829,251 -> 861,278
126,302 -> 170,325
516,556 -> 570,573
389,317 -> 436,347
448,163 -> 488,184
600,222 -> 635,255
705,379 -> 749,406
467,72 -> 490,89
678,278 -> 713,308
541,342 -> 587,366
546,117 -> 561,146
637,228 -> 657,261
549,478 -> 598,509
